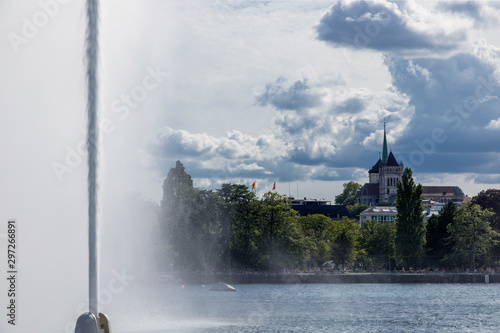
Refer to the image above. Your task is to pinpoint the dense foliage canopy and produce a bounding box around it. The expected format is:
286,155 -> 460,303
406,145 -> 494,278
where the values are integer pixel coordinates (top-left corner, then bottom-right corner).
394,167 -> 426,268
157,162 -> 500,272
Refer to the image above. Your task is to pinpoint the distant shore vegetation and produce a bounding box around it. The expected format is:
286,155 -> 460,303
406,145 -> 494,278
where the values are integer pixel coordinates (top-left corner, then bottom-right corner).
156,161 -> 500,273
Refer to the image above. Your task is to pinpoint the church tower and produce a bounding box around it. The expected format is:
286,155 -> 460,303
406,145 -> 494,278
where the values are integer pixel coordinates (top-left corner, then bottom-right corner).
356,122 -> 404,205
356,122 -> 467,207
378,122 -> 403,203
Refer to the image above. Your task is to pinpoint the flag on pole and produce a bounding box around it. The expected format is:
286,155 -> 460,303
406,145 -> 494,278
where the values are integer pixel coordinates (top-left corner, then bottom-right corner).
272,182 -> 276,191
251,182 -> 256,190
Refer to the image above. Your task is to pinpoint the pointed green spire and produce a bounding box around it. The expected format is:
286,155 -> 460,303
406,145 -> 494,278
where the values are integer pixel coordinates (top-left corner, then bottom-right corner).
382,121 -> 388,163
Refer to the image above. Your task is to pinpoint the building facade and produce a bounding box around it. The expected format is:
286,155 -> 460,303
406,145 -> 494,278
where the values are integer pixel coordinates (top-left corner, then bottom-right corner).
356,123 -> 468,205
359,206 -> 397,226
356,123 -> 404,205
421,186 -> 469,204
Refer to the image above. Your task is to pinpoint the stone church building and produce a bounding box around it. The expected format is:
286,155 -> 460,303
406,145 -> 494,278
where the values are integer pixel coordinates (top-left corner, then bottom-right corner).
356,124 -> 467,205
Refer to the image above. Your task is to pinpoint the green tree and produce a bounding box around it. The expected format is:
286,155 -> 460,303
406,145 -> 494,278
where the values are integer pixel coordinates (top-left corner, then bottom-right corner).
161,160 -> 193,199
360,219 -> 396,269
472,189 -> 500,231
300,214 -> 333,241
425,200 -> 456,267
471,189 -> 500,260
330,217 -> 360,270
261,192 -> 307,270
185,189 -> 225,271
159,161 -> 228,272
159,160 -> 195,271
445,202 -> 498,270
299,214 -> 334,266
217,184 -> 260,270
346,203 -> 369,219
335,181 -> 361,206
394,167 -> 426,268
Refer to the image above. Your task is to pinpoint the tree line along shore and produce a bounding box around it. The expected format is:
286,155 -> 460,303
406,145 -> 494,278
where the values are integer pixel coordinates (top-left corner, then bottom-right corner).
156,161 -> 500,276
173,271 -> 499,285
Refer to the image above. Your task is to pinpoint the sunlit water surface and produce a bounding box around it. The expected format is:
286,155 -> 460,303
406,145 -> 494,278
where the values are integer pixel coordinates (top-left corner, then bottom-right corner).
108,282 -> 500,332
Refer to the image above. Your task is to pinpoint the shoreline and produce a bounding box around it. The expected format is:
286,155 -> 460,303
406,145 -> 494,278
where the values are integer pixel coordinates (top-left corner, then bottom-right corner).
173,272 -> 499,284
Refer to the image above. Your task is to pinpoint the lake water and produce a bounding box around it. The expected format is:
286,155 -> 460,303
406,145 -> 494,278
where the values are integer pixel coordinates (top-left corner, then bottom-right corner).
109,282 -> 500,332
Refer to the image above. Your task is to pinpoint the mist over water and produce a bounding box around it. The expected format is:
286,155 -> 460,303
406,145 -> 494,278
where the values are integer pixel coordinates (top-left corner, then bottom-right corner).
106,283 -> 500,333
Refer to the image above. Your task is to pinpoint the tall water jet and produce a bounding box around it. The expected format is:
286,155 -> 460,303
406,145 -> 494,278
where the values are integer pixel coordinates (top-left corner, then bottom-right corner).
75,0 -> 110,331
87,0 -> 99,318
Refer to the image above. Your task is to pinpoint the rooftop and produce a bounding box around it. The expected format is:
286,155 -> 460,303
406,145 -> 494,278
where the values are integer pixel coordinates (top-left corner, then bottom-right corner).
288,198 -> 331,205
359,183 -> 379,196
422,186 -> 465,196
386,151 -> 399,167
360,206 -> 398,214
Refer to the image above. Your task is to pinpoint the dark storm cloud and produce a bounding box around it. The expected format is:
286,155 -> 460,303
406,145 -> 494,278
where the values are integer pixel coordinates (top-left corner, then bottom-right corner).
387,54 -> 500,145
438,1 -> 499,27
153,77 -> 408,185
273,112 -> 320,135
316,0 -> 466,53
440,1 -> 481,17
335,97 -> 366,114
475,173 -> 500,184
289,147 -> 328,166
153,0 -> 500,187
385,53 -> 500,173
257,79 -> 410,170
256,77 -> 323,111
399,151 -> 500,176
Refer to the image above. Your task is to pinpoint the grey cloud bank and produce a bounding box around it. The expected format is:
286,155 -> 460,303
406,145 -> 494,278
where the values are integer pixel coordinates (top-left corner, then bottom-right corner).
115,0 -> 500,198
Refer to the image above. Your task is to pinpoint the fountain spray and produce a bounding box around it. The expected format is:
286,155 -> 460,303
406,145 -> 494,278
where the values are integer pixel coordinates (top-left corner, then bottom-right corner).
75,0 -> 111,332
